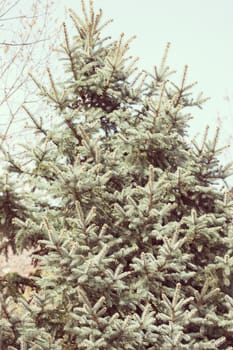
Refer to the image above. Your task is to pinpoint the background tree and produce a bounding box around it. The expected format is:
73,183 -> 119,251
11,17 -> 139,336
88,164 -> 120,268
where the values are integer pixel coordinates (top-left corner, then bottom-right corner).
0,0 -> 62,268
1,1 -> 233,349
0,0 -> 62,150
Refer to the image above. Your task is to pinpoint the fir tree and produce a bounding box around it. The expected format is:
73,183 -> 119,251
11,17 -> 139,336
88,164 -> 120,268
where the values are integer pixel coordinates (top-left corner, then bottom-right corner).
0,173 -> 28,256
1,1 -> 233,349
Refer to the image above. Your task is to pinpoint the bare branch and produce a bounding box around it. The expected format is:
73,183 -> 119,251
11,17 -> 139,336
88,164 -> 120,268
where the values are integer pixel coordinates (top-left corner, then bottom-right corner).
0,38 -> 50,46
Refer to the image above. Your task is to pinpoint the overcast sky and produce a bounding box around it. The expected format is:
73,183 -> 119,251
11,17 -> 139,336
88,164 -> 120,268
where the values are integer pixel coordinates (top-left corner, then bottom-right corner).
57,0 -> 233,184
55,1 -> 233,160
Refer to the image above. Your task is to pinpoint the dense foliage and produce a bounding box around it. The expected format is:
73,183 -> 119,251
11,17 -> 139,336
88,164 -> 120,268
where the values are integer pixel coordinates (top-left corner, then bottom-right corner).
1,1 -> 233,349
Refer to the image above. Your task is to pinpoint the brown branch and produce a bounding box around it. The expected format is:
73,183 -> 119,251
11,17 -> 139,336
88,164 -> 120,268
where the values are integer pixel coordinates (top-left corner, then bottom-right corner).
0,38 -> 50,46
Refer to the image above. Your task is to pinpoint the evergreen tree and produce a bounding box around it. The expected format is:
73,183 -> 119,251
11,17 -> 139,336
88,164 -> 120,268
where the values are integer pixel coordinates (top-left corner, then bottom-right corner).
0,174 -> 28,256
1,1 -> 233,348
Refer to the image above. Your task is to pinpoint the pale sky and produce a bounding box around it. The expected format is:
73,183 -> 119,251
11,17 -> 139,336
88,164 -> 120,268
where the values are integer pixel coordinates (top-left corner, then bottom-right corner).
1,0 -> 233,182
58,0 -> 233,161
60,0 -> 233,183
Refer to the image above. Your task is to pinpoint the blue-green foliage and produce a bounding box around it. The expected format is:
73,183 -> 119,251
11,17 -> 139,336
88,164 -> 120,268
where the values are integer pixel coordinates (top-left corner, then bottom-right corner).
1,1 -> 233,349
